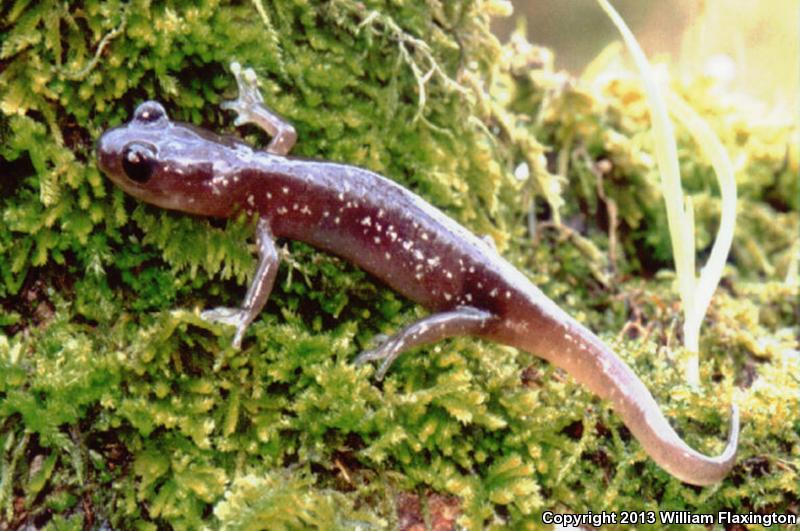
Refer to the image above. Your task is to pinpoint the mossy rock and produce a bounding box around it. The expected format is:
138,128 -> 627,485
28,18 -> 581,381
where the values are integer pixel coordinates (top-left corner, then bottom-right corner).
1,1 -> 797,529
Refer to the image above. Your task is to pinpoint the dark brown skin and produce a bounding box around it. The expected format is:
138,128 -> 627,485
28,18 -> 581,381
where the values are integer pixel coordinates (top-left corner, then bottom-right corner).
96,65 -> 738,485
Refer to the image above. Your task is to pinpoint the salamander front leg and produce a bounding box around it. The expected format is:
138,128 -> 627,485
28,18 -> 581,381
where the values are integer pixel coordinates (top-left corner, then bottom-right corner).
354,307 -> 495,379
201,219 -> 278,348
222,62 -> 297,156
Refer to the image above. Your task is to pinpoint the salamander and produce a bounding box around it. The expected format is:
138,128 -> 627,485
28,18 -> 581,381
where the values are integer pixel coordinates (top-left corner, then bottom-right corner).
96,62 -> 739,486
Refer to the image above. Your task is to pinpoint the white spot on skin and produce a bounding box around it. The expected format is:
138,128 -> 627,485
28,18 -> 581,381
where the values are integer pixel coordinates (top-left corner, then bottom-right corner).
415,272 -> 423,280
266,192 -> 272,199
334,217 -> 340,224
426,256 -> 440,267
323,211 -> 330,217
292,203 -> 298,210
403,241 -> 413,251
465,293 -> 472,302
413,250 -> 424,261
505,291 -> 511,299
361,216 -> 372,226
468,266 -> 475,273
421,233 -> 429,240
300,205 -> 312,215
373,236 -> 381,244
445,271 -> 453,279
282,187 -> 289,194
415,264 -> 423,271
247,195 -> 255,206
490,288 -> 498,297
338,193 -> 344,201
385,252 -> 391,260
444,293 -> 452,301
378,209 -> 385,218
277,207 -> 288,215
210,172 -> 231,194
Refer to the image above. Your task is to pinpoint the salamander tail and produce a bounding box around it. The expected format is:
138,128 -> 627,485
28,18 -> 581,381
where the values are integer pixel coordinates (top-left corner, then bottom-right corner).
506,306 -> 739,485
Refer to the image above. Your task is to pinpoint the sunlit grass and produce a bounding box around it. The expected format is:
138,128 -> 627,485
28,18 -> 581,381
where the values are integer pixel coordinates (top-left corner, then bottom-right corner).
596,0 -> 738,387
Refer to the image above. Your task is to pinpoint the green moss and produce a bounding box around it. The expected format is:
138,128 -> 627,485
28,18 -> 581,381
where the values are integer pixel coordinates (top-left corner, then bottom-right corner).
1,1 -> 797,529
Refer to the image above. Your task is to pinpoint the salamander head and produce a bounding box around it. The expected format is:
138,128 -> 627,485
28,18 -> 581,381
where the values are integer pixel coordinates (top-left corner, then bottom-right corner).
97,101 -> 248,217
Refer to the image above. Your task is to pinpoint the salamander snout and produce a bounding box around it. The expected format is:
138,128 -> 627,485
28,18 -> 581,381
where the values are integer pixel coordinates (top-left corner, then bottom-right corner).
95,131 -> 119,180
96,124 -> 161,198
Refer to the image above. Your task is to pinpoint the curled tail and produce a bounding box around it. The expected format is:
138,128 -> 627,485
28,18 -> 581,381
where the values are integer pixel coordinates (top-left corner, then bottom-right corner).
577,336 -> 739,485
504,301 -> 739,486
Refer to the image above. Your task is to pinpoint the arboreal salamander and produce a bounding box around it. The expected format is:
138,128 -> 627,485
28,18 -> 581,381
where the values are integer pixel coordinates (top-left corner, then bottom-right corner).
96,62 -> 738,486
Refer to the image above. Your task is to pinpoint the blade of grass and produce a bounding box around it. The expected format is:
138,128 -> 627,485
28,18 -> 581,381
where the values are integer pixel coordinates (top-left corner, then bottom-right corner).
595,0 -> 697,384
667,92 -> 737,347
595,0 -> 736,387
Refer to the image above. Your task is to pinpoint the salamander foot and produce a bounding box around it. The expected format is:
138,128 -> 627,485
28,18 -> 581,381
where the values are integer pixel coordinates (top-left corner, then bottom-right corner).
354,336 -> 407,380
222,62 -> 297,155
354,307 -> 494,380
200,307 -> 250,348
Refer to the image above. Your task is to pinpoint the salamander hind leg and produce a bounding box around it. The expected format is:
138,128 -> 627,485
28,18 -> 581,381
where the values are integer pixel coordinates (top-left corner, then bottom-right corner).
354,307 -> 495,379
201,219 -> 279,348
222,62 -> 297,156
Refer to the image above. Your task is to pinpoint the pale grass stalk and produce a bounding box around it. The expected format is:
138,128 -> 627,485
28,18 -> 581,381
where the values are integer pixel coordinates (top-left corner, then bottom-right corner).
596,0 -> 737,387
667,93 -> 737,360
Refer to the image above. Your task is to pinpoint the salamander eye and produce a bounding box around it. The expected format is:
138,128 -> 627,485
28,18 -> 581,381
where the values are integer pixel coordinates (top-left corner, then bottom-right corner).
133,101 -> 168,124
122,143 -> 157,183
